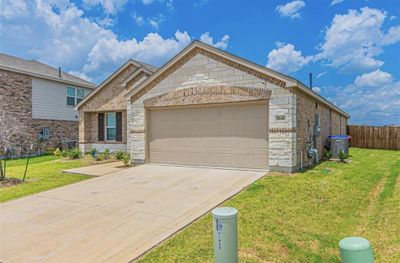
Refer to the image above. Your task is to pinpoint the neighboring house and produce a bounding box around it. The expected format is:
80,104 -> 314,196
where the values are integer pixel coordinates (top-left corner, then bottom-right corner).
77,41 -> 349,172
0,53 -> 96,155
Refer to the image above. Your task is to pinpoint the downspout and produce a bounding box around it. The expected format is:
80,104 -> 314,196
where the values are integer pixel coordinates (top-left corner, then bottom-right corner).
300,150 -> 303,170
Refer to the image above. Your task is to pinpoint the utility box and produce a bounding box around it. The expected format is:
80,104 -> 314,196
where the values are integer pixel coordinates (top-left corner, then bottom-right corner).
339,237 -> 374,263
329,135 -> 349,159
212,207 -> 238,263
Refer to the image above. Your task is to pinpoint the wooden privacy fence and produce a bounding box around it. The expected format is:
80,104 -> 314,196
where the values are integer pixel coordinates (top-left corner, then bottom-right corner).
347,125 -> 400,150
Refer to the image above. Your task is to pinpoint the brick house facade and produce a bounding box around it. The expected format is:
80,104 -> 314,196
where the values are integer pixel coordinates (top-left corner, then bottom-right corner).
0,53 -> 96,156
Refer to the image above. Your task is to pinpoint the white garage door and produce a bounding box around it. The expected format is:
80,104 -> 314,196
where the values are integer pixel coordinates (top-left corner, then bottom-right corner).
147,103 -> 268,169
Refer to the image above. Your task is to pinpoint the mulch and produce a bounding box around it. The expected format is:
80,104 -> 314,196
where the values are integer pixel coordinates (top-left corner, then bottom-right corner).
0,177 -> 23,187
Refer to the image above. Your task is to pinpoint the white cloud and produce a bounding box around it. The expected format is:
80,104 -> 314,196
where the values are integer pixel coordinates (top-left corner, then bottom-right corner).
330,0 -> 344,6
132,12 -> 165,30
328,77 -> 400,125
0,0 -> 223,83
276,1 -> 305,19
354,69 -> 393,87
0,0 -> 29,19
132,12 -> 145,26
317,7 -> 400,73
140,0 -> 174,12
316,72 -> 327,78
266,43 -> 312,73
68,70 -> 93,82
0,0 -> 113,73
382,25 -> 400,45
148,14 -> 165,30
312,87 -> 321,93
83,31 -> 191,76
200,32 -> 230,49
82,0 -> 128,15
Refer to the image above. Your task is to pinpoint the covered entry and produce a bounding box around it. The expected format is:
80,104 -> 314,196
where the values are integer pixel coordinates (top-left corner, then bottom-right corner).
146,102 -> 269,169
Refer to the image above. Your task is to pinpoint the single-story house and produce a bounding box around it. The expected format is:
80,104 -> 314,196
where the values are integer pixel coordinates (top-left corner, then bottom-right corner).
77,41 -> 349,172
0,53 -> 96,155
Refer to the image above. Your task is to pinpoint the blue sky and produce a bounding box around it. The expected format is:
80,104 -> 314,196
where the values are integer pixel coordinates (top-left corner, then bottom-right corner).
0,0 -> 399,125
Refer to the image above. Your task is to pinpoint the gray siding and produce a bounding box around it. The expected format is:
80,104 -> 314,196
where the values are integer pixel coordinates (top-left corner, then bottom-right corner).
32,78 -> 91,121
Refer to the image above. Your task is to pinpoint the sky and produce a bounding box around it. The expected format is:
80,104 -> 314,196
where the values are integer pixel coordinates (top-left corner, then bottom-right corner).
0,0 -> 399,125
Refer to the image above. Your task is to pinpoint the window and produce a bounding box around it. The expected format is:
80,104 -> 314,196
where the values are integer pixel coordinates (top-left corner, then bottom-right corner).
105,112 -> 116,141
66,87 -> 85,106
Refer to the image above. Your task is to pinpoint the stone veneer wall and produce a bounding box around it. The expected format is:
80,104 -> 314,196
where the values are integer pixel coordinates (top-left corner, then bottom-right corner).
128,53 -> 297,171
295,89 -> 349,169
0,69 -> 79,155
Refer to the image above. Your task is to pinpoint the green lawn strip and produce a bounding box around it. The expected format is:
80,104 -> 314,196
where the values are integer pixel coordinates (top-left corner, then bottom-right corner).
362,152 -> 400,262
0,155 -> 94,203
138,148 -> 399,263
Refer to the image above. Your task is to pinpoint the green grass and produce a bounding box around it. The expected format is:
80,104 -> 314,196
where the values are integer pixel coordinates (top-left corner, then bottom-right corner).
138,148 -> 400,263
0,155 -> 95,202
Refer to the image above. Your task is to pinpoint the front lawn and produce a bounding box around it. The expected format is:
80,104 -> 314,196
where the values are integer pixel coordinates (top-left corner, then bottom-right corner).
0,155 -> 100,202
138,148 -> 400,263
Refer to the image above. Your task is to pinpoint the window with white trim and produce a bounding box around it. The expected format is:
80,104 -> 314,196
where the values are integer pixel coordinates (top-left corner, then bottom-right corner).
66,87 -> 85,106
105,112 -> 117,141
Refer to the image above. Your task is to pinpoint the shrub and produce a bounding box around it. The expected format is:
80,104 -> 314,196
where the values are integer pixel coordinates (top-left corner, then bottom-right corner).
325,150 -> 332,159
90,148 -> 97,157
103,148 -> 110,159
115,150 -> 124,160
53,148 -> 61,156
45,147 -> 55,155
121,152 -> 131,167
96,153 -> 105,162
339,150 -> 348,162
61,150 -> 69,157
67,148 -> 82,159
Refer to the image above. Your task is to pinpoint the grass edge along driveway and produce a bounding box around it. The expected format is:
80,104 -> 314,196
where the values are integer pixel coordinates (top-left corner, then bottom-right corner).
137,148 -> 400,263
0,155 -> 92,203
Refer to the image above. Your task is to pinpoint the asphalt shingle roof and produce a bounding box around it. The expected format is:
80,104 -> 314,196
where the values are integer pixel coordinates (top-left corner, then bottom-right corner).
0,53 -> 96,88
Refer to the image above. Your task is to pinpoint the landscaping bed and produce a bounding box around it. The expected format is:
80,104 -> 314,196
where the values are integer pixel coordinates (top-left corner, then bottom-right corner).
137,148 -> 400,263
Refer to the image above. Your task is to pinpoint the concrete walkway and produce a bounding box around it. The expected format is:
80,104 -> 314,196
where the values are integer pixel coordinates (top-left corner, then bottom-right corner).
0,164 -> 266,263
62,161 -> 127,176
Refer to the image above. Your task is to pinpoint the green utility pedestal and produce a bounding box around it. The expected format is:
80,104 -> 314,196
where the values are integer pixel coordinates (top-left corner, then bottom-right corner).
339,237 -> 374,263
212,207 -> 238,263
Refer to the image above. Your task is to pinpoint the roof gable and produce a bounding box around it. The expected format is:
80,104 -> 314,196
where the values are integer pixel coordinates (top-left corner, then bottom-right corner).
126,41 -> 295,101
125,41 -> 349,118
76,60 -> 155,110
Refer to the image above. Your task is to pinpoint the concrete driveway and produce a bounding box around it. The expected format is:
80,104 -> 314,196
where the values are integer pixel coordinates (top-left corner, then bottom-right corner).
0,164 -> 265,263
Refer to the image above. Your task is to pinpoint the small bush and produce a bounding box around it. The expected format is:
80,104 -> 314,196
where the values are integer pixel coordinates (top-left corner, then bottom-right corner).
67,148 -> 82,159
339,150 -> 348,162
103,148 -> 110,159
325,150 -> 332,159
53,148 -> 61,156
61,150 -> 69,157
115,150 -> 124,160
45,147 -> 55,155
121,152 -> 131,167
90,148 -> 97,157
96,153 -> 105,162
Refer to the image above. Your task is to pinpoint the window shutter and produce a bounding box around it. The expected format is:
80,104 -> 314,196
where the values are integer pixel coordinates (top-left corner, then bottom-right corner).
116,112 -> 122,142
98,113 -> 104,141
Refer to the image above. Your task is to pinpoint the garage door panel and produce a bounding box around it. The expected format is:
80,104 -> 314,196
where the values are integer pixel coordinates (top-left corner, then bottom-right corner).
148,103 -> 268,169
